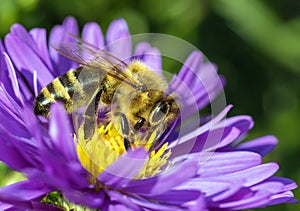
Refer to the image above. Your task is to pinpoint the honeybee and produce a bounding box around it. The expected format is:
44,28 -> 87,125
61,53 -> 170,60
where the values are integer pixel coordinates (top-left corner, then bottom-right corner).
33,36 -> 180,150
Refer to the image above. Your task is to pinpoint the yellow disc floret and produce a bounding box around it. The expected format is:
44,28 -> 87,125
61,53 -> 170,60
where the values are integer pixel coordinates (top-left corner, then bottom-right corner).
75,122 -> 171,182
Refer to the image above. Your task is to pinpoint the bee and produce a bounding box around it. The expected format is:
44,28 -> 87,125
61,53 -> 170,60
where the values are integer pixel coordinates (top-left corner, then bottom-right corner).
33,36 -> 180,150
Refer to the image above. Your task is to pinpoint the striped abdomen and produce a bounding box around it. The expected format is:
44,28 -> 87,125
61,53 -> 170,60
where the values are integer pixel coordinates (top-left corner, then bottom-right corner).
34,66 -> 102,116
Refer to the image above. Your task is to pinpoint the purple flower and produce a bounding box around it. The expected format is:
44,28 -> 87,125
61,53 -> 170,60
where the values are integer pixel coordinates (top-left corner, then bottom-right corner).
0,17 -> 297,210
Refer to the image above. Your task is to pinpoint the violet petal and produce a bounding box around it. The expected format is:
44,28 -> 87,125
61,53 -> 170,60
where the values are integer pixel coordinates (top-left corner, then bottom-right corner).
49,16 -> 79,76
169,126 -> 240,159
0,106 -> 29,139
176,51 -> 204,86
268,191 -> 298,205
237,135 -> 278,156
0,40 -> 15,96
105,190 -> 141,211
123,160 -> 198,195
145,189 -> 202,205
0,202 -> 13,210
208,163 -> 279,187
133,42 -> 162,73
106,19 -> 131,61
49,103 -> 77,161
30,202 -> 64,211
0,180 -> 51,208
64,189 -> 105,209
130,196 -> 184,211
5,34 -> 54,89
98,148 -> 148,188
223,115 -> 254,136
219,190 -> 271,210
22,104 -> 41,144
82,22 -> 104,49
251,181 -> 284,193
266,176 -> 298,191
0,126 -> 32,171
169,51 -> 224,116
168,105 -> 233,149
10,24 -> 38,53
183,178 -> 229,196
30,28 -> 54,72
2,52 -> 23,104
199,151 -> 262,177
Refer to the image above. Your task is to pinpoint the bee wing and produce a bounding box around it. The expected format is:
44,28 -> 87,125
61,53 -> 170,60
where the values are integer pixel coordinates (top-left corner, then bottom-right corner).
52,37 -> 139,88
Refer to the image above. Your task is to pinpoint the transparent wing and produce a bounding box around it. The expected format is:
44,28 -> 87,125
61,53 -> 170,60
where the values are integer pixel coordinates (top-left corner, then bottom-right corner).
51,35 -> 139,88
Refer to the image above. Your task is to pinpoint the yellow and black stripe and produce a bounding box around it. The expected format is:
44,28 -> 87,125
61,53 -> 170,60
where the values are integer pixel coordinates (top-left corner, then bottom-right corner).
34,67 -> 84,116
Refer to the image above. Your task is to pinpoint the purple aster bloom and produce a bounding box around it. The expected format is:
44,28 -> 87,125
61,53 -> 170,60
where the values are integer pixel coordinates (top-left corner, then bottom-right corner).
0,16 -> 297,210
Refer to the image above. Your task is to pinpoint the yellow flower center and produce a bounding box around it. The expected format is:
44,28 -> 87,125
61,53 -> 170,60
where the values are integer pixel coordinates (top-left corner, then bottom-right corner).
75,122 -> 171,182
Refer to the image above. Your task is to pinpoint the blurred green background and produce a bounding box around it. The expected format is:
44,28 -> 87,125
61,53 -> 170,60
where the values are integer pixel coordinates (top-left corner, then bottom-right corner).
0,0 -> 299,210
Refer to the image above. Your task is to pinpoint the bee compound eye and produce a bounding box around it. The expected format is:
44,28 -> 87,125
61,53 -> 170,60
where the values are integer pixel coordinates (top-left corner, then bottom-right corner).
149,101 -> 169,125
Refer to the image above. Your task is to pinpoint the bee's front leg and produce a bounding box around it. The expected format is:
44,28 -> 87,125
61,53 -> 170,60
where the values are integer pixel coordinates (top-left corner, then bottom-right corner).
133,116 -> 145,131
117,112 -> 131,150
147,125 -> 166,152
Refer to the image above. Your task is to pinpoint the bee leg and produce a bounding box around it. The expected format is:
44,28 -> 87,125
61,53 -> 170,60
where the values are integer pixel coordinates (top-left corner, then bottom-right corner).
82,89 -> 103,139
148,125 -> 166,151
133,116 -> 145,131
118,113 -> 131,150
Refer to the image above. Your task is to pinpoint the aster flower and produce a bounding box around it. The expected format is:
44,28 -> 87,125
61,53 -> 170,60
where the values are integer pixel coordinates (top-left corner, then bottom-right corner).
0,16 -> 297,210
